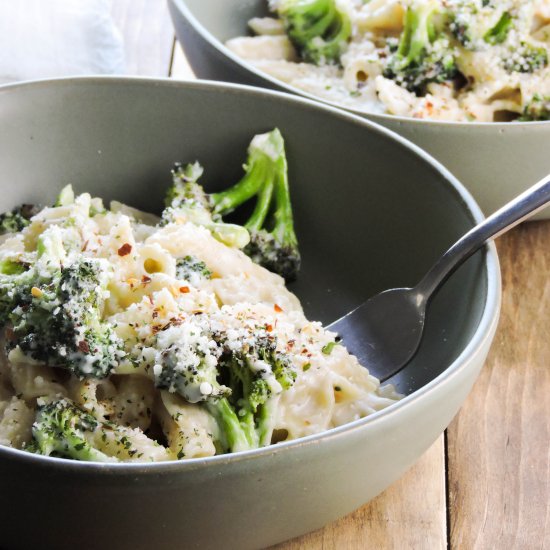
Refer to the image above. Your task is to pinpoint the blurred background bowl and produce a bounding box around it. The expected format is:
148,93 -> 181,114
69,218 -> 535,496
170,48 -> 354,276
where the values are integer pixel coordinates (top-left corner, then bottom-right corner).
168,0 -> 550,219
0,77 -> 499,550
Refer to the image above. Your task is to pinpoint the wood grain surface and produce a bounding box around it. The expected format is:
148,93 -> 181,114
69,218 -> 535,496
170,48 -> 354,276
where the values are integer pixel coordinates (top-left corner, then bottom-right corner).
448,222 -> 550,550
111,7 -> 549,548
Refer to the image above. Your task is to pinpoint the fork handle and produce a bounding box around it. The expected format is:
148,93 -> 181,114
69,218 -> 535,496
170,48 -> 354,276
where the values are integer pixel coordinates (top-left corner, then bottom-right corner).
415,174 -> 550,302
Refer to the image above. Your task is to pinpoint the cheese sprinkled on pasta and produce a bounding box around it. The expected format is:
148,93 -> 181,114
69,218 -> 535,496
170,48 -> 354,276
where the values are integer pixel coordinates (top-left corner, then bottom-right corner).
0,191 -> 399,462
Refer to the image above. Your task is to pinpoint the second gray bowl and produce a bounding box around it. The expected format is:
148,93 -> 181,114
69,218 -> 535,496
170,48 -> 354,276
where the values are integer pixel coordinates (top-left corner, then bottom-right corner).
169,0 -> 550,219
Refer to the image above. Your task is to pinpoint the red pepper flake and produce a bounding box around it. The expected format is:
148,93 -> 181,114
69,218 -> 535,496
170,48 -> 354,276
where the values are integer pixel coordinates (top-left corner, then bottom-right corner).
148,295 -> 154,305
141,275 -> 151,284
152,311 -> 158,319
179,286 -> 190,294
274,304 -> 283,313
117,243 -> 132,256
78,340 -> 90,354
265,324 -> 273,332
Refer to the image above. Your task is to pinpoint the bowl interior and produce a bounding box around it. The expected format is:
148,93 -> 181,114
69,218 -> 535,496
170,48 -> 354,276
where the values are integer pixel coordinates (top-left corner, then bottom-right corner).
192,0 -> 269,41
0,78 -> 490,394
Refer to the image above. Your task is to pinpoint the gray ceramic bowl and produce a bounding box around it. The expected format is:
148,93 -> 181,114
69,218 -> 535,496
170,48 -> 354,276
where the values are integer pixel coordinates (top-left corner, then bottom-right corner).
168,0 -> 550,219
0,77 -> 500,550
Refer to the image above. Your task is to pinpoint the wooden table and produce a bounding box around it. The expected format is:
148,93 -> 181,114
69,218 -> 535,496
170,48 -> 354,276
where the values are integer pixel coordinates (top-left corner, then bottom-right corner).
112,4 -> 550,548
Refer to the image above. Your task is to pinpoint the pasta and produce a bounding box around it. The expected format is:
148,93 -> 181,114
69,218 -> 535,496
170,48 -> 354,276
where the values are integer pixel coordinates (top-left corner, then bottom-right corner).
226,0 -> 550,121
0,184 -> 399,462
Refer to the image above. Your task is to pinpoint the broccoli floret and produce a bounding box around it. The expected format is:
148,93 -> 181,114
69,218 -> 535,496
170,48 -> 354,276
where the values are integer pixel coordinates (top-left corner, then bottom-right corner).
0,262 -> 35,326
175,255 -> 212,282
449,9 -> 472,48
0,204 -> 41,235
165,162 -> 211,214
152,319 -> 253,452
384,1 -> 458,95
220,333 -> 296,447
154,330 -> 229,404
162,162 -> 251,249
29,397 -> 158,462
503,41 -> 548,73
212,129 -> 300,281
0,227 -> 66,326
30,398 -> 114,462
211,335 -> 296,451
449,1 -> 512,48
8,258 -> 123,379
162,129 -> 301,281
518,94 -> 550,121
153,325 -> 253,452
153,315 -> 297,453
276,0 -> 351,65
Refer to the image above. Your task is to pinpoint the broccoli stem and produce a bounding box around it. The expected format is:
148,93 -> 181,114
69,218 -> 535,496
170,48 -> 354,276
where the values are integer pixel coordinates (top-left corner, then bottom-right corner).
283,0 -> 336,43
210,163 -> 267,215
256,401 -> 276,447
244,175 -> 275,232
238,409 -> 260,448
484,11 -> 512,44
396,4 -> 437,70
206,398 -> 255,452
210,129 -> 282,216
272,154 -> 297,248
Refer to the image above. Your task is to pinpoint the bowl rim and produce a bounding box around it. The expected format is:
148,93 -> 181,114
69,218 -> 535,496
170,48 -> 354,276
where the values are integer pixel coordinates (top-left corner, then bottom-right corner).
169,0 -> 550,128
0,75 -> 501,472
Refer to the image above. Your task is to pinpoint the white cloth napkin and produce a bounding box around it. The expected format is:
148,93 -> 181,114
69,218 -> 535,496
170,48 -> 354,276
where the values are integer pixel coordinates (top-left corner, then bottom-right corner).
0,0 -> 125,83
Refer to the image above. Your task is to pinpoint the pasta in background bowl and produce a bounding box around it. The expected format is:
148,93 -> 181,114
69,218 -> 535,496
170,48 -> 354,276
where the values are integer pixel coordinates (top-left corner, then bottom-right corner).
169,0 -> 550,219
227,0 -> 550,122
0,77 -> 500,550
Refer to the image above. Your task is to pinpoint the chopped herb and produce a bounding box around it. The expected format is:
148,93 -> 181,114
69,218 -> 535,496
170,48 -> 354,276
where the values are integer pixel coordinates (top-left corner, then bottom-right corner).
322,341 -> 339,355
